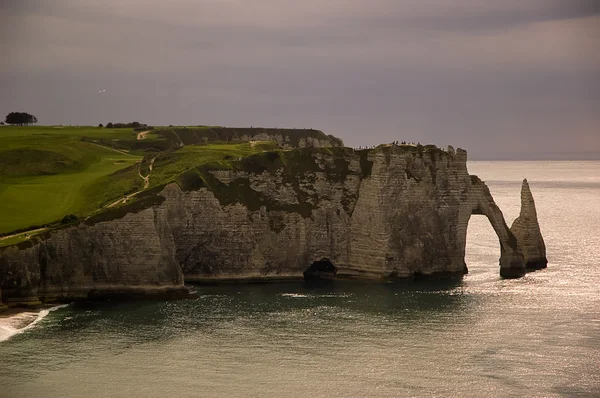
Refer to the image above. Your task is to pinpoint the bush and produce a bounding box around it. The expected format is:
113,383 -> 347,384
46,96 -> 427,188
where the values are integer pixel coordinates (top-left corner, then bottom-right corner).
61,214 -> 78,224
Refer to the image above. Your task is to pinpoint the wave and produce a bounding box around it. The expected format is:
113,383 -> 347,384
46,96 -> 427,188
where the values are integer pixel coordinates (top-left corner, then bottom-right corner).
280,293 -> 352,298
0,304 -> 68,342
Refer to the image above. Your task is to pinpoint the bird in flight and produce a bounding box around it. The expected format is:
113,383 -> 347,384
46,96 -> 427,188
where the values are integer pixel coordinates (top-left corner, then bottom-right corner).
98,89 -> 107,94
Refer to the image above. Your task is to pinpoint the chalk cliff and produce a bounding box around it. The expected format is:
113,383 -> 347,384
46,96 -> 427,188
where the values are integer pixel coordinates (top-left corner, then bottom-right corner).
510,179 -> 547,270
0,145 -> 547,306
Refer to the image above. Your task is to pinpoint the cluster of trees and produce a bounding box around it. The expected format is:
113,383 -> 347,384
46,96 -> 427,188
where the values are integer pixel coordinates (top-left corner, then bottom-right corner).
4,112 -> 38,126
105,121 -> 148,129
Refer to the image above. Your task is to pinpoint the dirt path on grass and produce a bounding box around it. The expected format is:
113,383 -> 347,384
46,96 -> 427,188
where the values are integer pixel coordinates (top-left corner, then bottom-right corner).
171,130 -> 185,147
106,157 -> 156,208
136,131 -> 150,140
87,142 -> 130,155
138,157 -> 156,189
0,227 -> 47,243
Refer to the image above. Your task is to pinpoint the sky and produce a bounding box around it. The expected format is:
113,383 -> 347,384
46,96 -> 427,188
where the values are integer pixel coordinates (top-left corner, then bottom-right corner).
1,0 -> 599,159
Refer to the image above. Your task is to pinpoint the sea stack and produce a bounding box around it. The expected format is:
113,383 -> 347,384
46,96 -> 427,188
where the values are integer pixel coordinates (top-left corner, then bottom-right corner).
510,179 -> 548,270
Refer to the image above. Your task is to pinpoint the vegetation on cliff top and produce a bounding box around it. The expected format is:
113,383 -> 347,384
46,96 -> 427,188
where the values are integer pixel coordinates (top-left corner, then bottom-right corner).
0,127 -> 142,235
0,125 -> 337,243
0,125 -> 449,246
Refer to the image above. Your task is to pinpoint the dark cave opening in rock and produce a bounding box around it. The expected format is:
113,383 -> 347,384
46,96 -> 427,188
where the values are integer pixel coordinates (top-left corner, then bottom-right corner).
303,258 -> 337,281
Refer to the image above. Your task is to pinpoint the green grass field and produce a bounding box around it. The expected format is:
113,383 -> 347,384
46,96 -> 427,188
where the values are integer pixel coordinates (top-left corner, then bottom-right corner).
0,126 -> 278,240
0,126 -> 144,234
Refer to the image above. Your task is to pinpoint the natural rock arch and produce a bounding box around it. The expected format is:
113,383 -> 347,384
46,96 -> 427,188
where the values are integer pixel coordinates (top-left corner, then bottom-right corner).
461,177 -> 546,278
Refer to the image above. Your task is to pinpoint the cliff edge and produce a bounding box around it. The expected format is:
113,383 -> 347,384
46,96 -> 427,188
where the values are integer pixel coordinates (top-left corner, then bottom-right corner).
0,145 -> 547,306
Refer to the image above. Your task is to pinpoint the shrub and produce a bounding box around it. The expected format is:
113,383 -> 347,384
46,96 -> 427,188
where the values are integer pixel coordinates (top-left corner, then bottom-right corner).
61,214 -> 78,224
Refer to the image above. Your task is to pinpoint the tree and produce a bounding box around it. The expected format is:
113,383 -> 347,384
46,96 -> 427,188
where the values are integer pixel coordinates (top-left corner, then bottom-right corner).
106,122 -> 114,128
98,123 -> 103,128
5,112 -> 38,126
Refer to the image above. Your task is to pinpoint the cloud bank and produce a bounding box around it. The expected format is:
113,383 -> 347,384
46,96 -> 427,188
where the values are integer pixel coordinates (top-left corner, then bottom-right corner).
1,0 -> 598,158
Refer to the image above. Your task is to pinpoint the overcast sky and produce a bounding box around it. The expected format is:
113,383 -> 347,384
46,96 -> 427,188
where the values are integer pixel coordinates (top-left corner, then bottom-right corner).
1,0 -> 598,159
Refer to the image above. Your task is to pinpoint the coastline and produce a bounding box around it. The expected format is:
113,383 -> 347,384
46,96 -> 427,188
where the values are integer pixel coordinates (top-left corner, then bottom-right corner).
0,304 -> 69,342
0,305 -> 56,318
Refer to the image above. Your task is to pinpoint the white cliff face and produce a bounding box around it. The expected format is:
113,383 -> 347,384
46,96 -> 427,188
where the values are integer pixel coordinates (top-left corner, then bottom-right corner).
0,145 -> 547,305
164,146 -> 532,281
511,179 -> 548,270
237,132 -> 343,149
0,205 -> 185,305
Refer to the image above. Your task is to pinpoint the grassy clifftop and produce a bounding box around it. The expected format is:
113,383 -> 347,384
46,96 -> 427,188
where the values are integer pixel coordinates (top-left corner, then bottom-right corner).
0,125 -> 339,243
0,125 -> 447,247
148,127 -> 343,149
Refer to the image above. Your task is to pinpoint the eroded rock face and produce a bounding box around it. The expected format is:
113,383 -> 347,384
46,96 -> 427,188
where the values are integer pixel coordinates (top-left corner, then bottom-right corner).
0,145 -> 546,305
164,146 -> 529,281
510,179 -> 548,270
0,207 -> 185,305
239,132 -> 343,149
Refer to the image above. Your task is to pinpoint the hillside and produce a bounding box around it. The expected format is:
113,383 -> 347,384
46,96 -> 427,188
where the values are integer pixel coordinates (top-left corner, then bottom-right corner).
0,125 -> 336,244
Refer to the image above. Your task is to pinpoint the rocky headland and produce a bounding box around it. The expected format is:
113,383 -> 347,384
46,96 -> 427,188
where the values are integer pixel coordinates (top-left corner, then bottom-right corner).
0,140 -> 547,307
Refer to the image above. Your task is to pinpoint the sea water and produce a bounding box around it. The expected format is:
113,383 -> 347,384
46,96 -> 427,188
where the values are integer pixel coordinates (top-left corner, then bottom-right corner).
0,161 -> 599,397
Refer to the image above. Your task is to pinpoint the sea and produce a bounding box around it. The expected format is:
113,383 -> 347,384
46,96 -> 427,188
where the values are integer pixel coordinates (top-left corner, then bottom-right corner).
1,161 -> 599,398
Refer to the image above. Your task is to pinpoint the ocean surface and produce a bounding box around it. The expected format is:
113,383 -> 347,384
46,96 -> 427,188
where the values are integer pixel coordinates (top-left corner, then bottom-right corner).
1,161 -> 599,397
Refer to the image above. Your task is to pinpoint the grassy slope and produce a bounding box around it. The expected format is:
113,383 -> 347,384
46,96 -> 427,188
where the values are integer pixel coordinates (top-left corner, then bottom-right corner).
0,126 -> 143,234
149,141 -> 278,187
0,126 -> 279,239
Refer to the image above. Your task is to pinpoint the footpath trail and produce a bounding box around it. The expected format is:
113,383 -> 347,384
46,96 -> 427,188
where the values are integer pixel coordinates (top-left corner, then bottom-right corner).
87,142 -> 130,155
138,157 -> 156,189
136,131 -> 150,140
107,157 -> 156,208
0,227 -> 48,243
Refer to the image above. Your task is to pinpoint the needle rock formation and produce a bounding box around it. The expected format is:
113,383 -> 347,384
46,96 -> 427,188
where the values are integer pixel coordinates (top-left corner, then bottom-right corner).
510,179 -> 548,270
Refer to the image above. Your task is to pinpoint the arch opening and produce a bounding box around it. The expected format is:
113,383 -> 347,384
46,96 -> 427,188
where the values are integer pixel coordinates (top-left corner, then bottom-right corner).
303,258 -> 337,281
464,214 -> 504,277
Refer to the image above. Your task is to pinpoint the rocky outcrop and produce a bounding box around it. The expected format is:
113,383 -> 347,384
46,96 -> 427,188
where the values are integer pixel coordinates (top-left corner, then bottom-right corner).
510,179 -> 548,270
151,127 -> 344,150
0,207 -> 186,305
239,132 -> 343,149
0,145 -> 546,305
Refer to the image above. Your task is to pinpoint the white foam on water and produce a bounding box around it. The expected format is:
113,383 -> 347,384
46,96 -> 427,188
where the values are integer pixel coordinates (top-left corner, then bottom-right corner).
280,293 -> 310,298
0,304 -> 68,342
280,293 -> 352,298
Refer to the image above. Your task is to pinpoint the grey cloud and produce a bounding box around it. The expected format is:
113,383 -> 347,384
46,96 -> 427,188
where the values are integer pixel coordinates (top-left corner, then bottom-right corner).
1,0 -> 599,159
